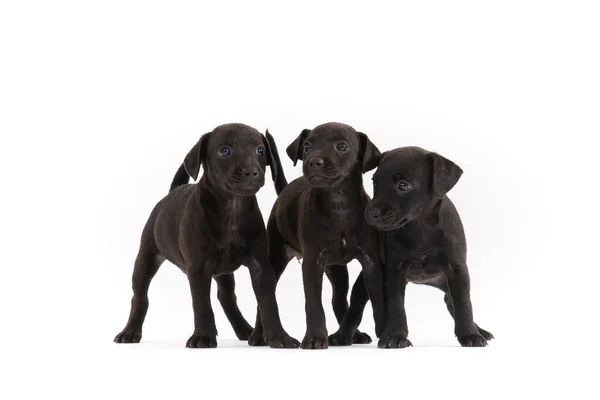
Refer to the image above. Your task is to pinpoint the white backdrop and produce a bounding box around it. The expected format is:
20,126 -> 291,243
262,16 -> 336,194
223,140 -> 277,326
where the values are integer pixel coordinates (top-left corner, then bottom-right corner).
1,1 -> 598,399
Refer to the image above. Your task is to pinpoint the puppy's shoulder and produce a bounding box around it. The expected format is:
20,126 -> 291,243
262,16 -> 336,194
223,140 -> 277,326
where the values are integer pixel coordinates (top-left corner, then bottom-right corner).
154,184 -> 195,211
439,196 -> 465,238
277,176 -> 310,201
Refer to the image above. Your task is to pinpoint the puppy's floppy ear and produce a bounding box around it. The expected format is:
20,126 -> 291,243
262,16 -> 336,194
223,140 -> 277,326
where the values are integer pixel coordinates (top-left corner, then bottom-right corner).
358,132 -> 382,172
286,128 -> 311,166
429,152 -> 463,197
183,132 -> 209,181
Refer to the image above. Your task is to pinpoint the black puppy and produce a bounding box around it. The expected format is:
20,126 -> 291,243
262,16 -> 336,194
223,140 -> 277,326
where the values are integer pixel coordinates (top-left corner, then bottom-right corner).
249,122 -> 385,349
114,123 -> 299,348
364,147 -> 494,348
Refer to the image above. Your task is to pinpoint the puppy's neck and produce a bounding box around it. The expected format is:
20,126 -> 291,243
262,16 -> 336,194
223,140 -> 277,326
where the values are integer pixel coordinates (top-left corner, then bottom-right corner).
406,198 -> 443,228
195,175 -> 255,207
313,169 -> 365,204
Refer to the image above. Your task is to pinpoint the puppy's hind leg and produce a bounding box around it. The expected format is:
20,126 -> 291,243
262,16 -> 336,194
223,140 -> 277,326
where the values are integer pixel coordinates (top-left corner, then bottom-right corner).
445,264 -> 489,347
443,293 -> 494,341
215,274 -> 254,340
325,268 -> 372,345
248,220 -> 292,347
114,249 -> 165,343
424,279 -> 493,341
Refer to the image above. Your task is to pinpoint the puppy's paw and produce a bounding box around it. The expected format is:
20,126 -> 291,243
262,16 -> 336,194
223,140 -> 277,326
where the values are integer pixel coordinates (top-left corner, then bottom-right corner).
301,335 -> 328,350
353,330 -> 372,344
235,324 -> 254,341
377,335 -> 412,349
114,329 -> 142,343
247,330 -> 268,346
458,333 -> 487,347
267,334 -> 301,349
328,331 -> 353,346
186,334 -> 217,348
477,327 -> 494,341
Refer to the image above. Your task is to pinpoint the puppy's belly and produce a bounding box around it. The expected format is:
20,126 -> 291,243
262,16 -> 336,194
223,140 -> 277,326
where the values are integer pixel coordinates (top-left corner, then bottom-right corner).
406,266 -> 444,284
205,249 -> 246,276
323,244 -> 358,265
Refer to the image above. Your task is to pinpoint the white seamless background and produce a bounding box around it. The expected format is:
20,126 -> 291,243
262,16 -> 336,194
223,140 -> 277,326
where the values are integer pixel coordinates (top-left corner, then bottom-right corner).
1,1 -> 598,399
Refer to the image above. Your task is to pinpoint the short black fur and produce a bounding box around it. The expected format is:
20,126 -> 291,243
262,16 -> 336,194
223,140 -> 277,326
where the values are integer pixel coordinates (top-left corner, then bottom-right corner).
114,123 -> 299,348
364,147 -> 494,348
249,122 -> 385,349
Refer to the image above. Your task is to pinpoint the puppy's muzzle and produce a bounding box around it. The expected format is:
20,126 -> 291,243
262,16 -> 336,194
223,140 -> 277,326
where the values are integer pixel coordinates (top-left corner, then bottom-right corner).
304,157 -> 340,187
307,158 -> 325,169
365,205 -> 403,230
229,166 -> 264,194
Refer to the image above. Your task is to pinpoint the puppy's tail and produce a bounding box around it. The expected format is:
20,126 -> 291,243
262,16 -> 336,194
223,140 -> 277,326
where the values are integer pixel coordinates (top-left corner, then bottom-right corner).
169,163 -> 190,192
266,130 -> 288,195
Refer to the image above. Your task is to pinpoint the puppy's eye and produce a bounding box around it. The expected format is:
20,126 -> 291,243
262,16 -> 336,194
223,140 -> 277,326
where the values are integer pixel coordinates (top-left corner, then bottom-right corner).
256,146 -> 265,157
336,142 -> 349,152
304,142 -> 312,153
218,146 -> 231,158
398,181 -> 412,192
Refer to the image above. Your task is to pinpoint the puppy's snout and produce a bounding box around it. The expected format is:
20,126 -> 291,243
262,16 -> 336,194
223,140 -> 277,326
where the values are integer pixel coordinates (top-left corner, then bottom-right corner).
366,208 -> 381,221
308,158 -> 324,169
242,167 -> 259,177
365,205 -> 392,223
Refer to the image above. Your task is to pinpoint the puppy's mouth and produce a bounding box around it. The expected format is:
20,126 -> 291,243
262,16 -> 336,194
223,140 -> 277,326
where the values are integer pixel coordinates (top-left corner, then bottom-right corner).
306,174 -> 342,187
229,184 -> 261,196
369,216 -> 410,231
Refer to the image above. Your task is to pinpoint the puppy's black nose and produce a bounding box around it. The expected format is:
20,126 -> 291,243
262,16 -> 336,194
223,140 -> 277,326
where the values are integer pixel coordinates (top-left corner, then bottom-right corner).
366,208 -> 381,220
242,168 -> 259,177
308,158 -> 324,168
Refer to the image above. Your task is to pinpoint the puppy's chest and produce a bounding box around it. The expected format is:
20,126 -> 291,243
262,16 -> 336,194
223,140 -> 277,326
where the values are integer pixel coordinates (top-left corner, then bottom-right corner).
204,246 -> 248,276
206,217 -> 259,275
385,229 -> 448,283
385,226 -> 442,263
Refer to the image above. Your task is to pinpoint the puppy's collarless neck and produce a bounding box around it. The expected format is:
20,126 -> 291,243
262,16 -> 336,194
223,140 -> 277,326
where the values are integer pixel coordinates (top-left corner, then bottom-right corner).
195,176 -> 255,205
311,171 -> 365,199
393,198 -> 442,233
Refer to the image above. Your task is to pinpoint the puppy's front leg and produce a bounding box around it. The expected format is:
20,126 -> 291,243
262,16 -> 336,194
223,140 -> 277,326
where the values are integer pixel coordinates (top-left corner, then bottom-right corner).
447,263 -> 487,347
247,245 -> 300,349
378,262 -> 412,349
358,252 -> 386,339
186,264 -> 217,348
301,249 -> 328,349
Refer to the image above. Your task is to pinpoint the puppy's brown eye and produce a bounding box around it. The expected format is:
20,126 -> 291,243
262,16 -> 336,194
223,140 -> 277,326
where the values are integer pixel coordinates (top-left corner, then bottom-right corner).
398,181 -> 412,192
304,142 -> 312,153
256,146 -> 265,157
218,146 -> 231,158
336,142 -> 349,152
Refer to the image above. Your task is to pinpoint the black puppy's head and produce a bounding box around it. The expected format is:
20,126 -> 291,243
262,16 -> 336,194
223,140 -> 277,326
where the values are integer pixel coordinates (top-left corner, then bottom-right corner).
286,122 -> 380,188
365,147 -> 463,231
182,123 -> 281,196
